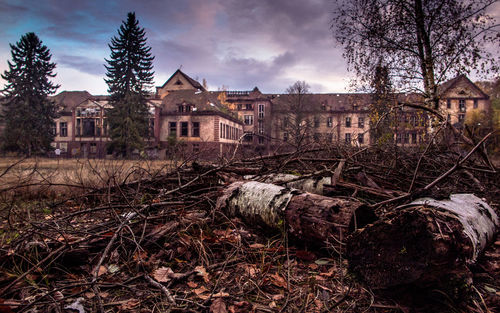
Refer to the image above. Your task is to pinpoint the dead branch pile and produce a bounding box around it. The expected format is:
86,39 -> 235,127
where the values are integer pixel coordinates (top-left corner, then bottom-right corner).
1,141 -> 500,312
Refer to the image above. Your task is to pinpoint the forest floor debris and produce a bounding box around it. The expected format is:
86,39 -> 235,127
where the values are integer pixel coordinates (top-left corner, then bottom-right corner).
0,143 -> 499,312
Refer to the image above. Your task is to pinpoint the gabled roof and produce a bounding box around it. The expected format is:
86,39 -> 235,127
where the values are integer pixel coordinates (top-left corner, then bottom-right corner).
161,89 -> 241,123
438,74 -> 489,99
158,69 -> 206,91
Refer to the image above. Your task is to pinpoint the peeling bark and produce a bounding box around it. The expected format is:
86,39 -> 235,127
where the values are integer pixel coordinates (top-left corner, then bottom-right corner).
346,194 -> 499,289
244,174 -> 331,195
216,181 -> 377,244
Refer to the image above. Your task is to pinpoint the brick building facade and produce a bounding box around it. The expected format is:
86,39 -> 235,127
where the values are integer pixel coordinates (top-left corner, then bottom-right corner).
47,70 -> 490,158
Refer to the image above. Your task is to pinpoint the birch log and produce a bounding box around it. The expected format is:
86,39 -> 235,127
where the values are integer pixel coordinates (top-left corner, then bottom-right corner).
346,194 -> 499,289
215,181 -> 377,244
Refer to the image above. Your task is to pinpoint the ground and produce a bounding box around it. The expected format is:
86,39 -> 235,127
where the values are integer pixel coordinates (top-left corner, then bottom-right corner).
0,147 -> 499,312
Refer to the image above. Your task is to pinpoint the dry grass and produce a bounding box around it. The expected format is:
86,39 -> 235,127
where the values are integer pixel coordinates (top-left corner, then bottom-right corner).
0,157 -> 178,199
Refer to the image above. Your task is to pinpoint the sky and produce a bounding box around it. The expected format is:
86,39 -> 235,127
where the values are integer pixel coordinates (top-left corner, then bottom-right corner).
0,0 -> 499,95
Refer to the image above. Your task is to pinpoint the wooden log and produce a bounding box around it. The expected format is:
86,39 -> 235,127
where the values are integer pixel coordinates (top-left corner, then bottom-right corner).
244,173 -> 331,195
346,194 -> 499,289
215,181 -> 377,244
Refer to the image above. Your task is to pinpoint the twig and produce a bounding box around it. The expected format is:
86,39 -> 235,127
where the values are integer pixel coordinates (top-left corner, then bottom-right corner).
144,274 -> 176,304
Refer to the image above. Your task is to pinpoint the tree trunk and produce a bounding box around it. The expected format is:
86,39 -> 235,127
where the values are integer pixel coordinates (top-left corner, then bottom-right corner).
346,194 -> 499,289
215,181 -> 377,245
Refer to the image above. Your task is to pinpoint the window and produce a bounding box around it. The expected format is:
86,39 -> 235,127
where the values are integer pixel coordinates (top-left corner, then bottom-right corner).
59,122 -> 68,137
396,133 -> 402,144
283,117 -> 289,127
51,123 -> 56,136
345,133 -> 351,144
459,99 -> 466,112
169,122 -> 177,137
283,132 -> 288,142
193,143 -> 200,153
458,114 -> 465,123
82,119 -> 95,137
447,99 -> 451,109
181,122 -> 188,137
244,132 -> 253,142
244,115 -> 253,125
245,103 -> 252,110
313,133 -> 320,142
358,117 -> 364,128
258,121 -> 264,134
220,123 -> 223,138
345,117 -> 351,128
327,117 -> 333,127
404,133 -> 410,144
258,136 -> 264,144
258,104 -> 264,119
76,119 -> 81,136
473,99 -> 478,109
192,122 -> 200,137
327,133 -> 333,142
103,120 -> 108,136
314,117 -> 320,128
90,143 -> 97,154
60,143 -> 67,153
411,133 -> 417,144
358,133 -> 364,144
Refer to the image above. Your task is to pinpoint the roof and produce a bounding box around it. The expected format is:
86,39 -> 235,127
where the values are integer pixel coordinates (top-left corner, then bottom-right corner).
51,91 -> 93,112
160,89 -> 241,123
158,69 -> 206,91
437,74 -> 489,99
271,93 -> 373,113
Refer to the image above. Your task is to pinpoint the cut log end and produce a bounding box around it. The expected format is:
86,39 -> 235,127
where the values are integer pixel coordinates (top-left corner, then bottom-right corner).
347,194 -> 498,289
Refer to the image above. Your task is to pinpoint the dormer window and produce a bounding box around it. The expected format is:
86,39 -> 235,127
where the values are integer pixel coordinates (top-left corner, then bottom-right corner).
178,104 -> 192,113
175,79 -> 183,85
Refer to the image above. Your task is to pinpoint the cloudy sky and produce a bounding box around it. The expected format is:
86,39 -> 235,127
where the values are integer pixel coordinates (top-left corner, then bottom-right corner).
0,0 -> 499,95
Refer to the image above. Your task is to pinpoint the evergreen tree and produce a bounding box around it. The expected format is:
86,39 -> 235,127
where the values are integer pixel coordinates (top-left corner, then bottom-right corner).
1,32 -> 59,156
105,12 -> 154,157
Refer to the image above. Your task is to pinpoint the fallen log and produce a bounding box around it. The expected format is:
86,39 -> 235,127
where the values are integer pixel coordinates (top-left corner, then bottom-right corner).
346,194 -> 499,289
215,181 -> 377,244
243,173 -> 331,195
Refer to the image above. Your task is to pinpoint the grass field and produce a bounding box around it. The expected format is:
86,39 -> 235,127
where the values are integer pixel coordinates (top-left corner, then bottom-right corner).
0,157 -> 178,198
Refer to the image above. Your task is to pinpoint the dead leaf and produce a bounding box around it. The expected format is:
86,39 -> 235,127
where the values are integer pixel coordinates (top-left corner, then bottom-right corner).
152,266 -> 174,283
270,273 -> 287,289
212,290 -> 230,298
120,299 -> 140,310
249,243 -> 265,249
187,281 -> 198,288
210,298 -> 227,313
195,265 -> 210,283
271,294 -> 284,301
97,265 -> 107,277
194,286 -> 209,300
269,301 -> 277,308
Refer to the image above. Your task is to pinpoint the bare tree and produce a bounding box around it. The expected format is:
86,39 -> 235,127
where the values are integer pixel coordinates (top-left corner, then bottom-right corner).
332,0 -> 499,109
274,81 -> 316,150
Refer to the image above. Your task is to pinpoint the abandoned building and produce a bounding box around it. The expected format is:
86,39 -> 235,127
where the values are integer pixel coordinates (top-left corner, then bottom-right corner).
44,70 -> 491,158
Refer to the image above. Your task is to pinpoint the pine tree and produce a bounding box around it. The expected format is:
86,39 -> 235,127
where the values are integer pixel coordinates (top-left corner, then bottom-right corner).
105,12 -> 155,157
1,32 -> 59,156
